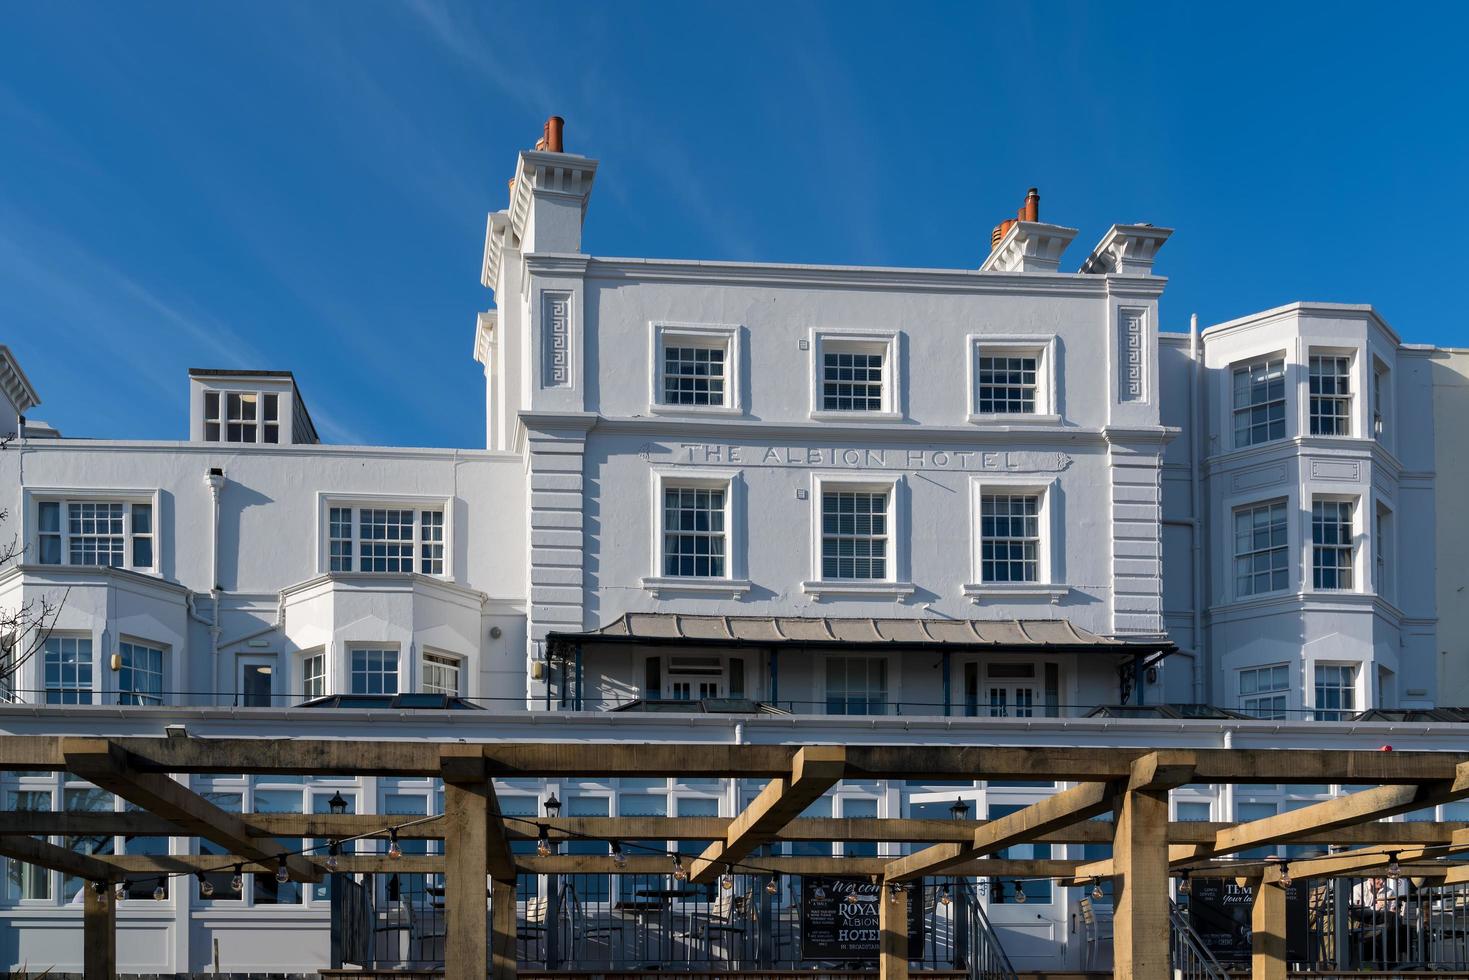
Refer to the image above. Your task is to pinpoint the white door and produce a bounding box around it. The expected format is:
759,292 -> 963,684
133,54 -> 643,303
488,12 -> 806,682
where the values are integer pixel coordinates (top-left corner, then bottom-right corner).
666,656 -> 724,700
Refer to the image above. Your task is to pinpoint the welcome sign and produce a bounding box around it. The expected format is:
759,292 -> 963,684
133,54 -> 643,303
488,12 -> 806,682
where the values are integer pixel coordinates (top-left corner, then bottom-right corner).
800,875 -> 926,960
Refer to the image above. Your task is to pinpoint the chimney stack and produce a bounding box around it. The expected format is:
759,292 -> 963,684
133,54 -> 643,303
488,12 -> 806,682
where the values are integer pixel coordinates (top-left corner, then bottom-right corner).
991,188 -> 1041,252
535,115 -> 565,153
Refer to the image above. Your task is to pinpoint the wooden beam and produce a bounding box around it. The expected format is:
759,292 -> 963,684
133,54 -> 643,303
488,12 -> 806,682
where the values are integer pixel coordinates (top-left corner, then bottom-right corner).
1252,882 -> 1287,980
442,747 -> 515,884
84,876 -> 117,980
106,854 -> 443,875
1177,771 -> 1469,866
491,878 -> 517,980
879,878 -> 909,980
517,854 -> 1080,877
689,746 -> 845,883
0,833 -> 115,882
885,780 -> 1116,883
1077,768 -> 1469,881
2,810 -> 1462,847
1113,752 -> 1195,980
62,738 -> 320,884
443,748 -> 490,980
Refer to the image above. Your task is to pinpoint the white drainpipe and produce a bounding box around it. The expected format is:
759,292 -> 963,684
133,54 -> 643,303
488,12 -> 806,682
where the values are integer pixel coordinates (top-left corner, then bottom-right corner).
1189,314 -> 1207,705
205,469 -> 224,706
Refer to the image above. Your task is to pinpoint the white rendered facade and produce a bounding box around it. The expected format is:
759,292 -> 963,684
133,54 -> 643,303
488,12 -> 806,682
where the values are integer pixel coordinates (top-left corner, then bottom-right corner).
2,134 -> 1468,974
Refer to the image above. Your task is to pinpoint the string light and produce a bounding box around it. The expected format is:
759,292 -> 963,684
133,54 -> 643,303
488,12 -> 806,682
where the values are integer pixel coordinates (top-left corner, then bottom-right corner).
230,866 -> 244,893
846,891 -> 861,904
611,841 -> 627,869
115,882 -> 127,902
1178,872 -> 1191,896
1013,882 -> 1027,904
938,885 -> 951,906
1387,851 -> 1402,879
1278,862 -> 1292,889
766,875 -> 780,895
535,825 -> 552,858
888,882 -> 901,903
672,855 -> 688,881
721,871 -> 735,891
326,841 -> 340,872
387,829 -> 403,860
1091,879 -> 1104,901
152,878 -> 167,901
197,871 -> 214,898
275,855 -> 290,884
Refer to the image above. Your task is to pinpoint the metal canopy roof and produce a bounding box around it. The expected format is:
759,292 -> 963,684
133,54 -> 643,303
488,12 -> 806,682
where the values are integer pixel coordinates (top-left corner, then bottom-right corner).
549,613 -> 1172,654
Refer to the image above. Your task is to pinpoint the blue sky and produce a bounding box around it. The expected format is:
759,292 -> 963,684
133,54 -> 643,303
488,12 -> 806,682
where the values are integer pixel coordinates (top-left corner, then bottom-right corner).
3,3 -> 1465,447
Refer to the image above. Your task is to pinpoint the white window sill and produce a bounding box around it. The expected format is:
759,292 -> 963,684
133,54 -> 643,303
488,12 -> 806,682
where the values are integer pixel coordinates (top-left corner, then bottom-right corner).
809,410 -> 905,423
963,583 -> 1070,604
646,403 -> 745,417
801,580 -> 916,600
641,576 -> 753,598
966,413 -> 1062,426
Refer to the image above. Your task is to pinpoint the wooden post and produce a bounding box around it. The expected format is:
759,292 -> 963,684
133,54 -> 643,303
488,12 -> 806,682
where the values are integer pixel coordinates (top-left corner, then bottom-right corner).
491,878 -> 518,980
83,882 -> 116,980
879,884 -> 909,980
1113,753 -> 1194,980
443,765 -> 490,980
1252,881 -> 1287,980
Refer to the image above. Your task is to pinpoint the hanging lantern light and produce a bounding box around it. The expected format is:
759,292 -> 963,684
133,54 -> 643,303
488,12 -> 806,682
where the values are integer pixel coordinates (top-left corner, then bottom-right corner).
611,841 -> 628,869
939,885 -> 952,906
230,866 -> 244,893
197,871 -> 214,898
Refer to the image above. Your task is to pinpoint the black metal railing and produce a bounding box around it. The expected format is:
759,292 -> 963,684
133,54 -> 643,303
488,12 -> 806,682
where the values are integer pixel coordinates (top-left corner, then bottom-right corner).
1169,898 -> 1229,980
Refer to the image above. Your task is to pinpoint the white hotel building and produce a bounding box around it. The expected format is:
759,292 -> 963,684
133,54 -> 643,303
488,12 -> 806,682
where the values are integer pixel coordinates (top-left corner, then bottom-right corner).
2,123 -> 1469,973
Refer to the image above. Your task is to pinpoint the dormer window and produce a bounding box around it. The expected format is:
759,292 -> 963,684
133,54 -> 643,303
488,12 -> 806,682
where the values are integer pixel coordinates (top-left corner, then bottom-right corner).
204,392 -> 280,444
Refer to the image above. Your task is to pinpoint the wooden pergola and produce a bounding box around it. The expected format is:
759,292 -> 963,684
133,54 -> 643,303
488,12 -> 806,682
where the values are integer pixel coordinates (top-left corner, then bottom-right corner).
4,736 -> 1469,980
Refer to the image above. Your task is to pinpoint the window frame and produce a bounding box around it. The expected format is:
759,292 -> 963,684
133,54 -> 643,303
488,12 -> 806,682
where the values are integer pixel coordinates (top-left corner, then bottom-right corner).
823,654 -> 890,716
1310,495 -> 1358,592
1230,353 -> 1288,449
1312,662 -> 1359,722
802,473 -> 914,598
1238,663 -> 1291,719
1374,499 -> 1394,603
202,388 -> 282,444
1370,356 -> 1392,446
1307,349 -> 1354,437
42,634 -> 94,706
963,477 -> 1065,602
808,328 -> 903,421
28,489 -> 161,574
299,648 -> 328,701
966,334 -> 1060,422
1232,498 -> 1291,600
648,322 -> 743,415
116,638 -> 166,707
318,495 -> 454,578
348,645 -> 400,695
421,650 -> 463,696
642,469 -> 750,596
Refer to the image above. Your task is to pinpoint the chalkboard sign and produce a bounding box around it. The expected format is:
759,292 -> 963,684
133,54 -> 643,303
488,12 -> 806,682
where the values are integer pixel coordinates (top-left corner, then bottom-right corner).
800,876 -> 925,961
1187,878 -> 1309,964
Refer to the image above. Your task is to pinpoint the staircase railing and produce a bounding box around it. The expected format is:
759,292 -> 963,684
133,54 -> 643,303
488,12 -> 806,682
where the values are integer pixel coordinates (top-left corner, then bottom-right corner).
1170,898 -> 1229,980
960,881 -> 1018,980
